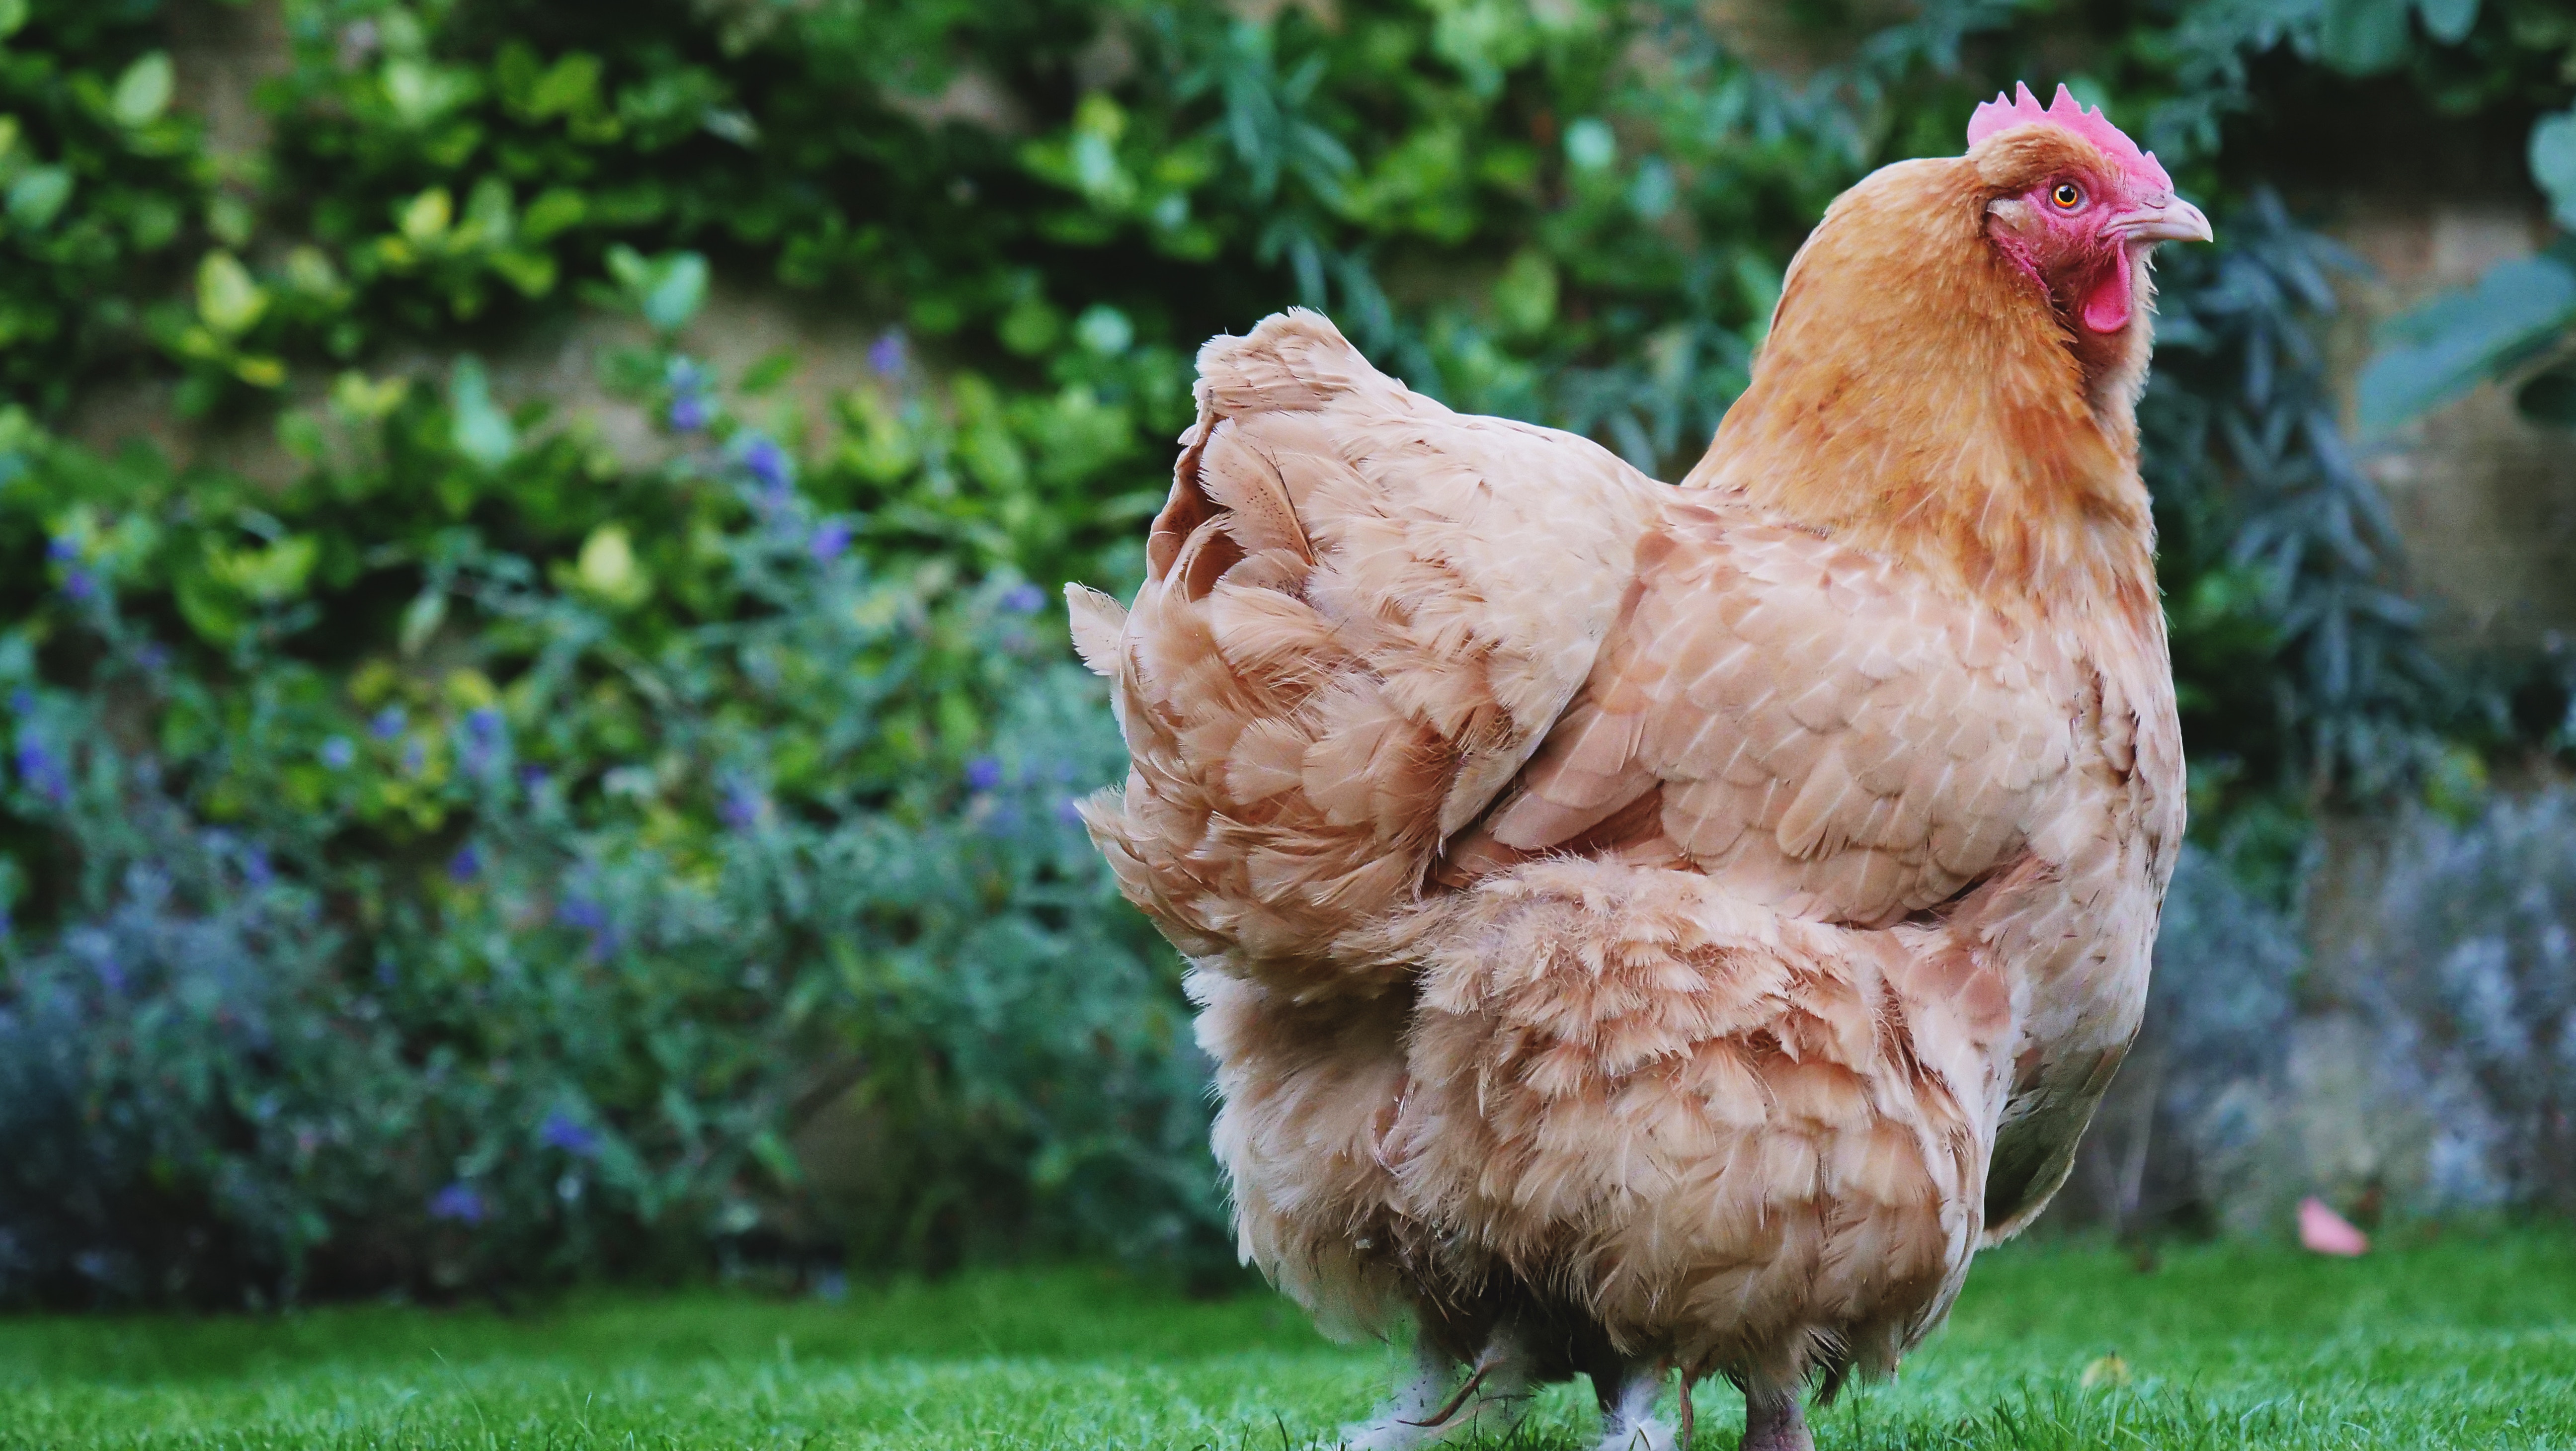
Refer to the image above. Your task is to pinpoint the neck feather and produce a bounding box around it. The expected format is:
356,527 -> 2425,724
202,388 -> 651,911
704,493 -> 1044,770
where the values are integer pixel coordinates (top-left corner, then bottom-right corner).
1683,157 -> 2158,627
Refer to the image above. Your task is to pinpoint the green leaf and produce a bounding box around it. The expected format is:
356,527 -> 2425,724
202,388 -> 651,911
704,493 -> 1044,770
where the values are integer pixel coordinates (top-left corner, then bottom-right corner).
520,187 -> 586,244
1563,117 -> 1615,171
2531,111 -> 2576,234
1492,247 -> 1557,336
399,187 -> 453,244
0,0 -> 28,40
607,245 -> 708,332
2357,255 -> 2576,433
575,524 -> 649,608
2318,0 -> 2411,75
447,356 -> 517,468
2415,0 -> 2477,42
398,590 -> 447,656
1073,305 -> 1131,357
196,251 -> 270,336
109,51 -> 173,128
6,166 -> 71,230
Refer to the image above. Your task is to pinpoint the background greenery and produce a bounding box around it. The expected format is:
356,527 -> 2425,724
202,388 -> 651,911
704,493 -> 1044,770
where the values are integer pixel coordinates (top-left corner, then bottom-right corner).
0,0 -> 2568,1307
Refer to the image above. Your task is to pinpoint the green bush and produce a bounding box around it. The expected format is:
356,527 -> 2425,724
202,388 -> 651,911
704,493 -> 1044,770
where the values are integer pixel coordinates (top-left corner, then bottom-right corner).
0,322 -> 1207,1305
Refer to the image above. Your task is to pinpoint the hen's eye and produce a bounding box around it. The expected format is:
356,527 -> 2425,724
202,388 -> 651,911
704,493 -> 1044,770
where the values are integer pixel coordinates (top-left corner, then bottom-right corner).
2050,182 -> 2083,210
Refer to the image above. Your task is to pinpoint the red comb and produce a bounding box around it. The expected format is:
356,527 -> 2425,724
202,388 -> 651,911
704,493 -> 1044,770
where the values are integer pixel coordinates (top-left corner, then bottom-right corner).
1967,82 -> 2172,194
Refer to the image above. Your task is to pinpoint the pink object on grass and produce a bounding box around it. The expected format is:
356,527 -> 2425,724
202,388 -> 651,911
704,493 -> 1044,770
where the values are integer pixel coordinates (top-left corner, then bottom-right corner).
2298,1196 -> 2370,1256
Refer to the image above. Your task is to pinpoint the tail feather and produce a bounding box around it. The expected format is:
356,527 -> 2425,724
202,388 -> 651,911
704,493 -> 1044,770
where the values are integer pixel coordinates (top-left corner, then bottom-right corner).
1075,309 -> 1663,994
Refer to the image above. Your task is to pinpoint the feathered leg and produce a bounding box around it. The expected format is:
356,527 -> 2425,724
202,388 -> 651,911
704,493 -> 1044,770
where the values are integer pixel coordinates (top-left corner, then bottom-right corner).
1740,1386 -> 1813,1451
1591,1359 -> 1675,1451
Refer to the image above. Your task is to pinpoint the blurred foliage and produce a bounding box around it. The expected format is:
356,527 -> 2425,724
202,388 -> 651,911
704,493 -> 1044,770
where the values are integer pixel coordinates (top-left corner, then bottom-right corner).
0,0 -> 2562,1301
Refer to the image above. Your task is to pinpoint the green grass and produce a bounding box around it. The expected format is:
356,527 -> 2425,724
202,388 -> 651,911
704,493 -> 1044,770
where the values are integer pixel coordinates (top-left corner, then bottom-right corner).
2,1233 -> 2573,1448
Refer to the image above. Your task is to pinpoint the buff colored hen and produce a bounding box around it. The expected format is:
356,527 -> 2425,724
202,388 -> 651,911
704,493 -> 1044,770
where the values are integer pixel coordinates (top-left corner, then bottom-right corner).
1070,85 -> 2204,1451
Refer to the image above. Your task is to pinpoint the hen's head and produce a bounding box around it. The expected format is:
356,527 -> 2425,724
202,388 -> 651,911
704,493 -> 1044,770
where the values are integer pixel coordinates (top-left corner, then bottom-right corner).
1966,84 -> 2210,338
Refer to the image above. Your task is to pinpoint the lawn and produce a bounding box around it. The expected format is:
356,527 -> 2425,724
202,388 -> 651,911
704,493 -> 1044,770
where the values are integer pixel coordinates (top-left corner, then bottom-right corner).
0,1233 -> 2571,1449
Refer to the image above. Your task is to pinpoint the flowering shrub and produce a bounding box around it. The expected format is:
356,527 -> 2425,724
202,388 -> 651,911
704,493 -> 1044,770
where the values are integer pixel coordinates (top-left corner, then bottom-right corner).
0,316 -> 1208,1305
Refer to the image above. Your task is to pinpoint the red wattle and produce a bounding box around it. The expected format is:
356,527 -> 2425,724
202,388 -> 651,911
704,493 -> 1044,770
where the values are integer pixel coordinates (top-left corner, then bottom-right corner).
2079,247 -> 2133,333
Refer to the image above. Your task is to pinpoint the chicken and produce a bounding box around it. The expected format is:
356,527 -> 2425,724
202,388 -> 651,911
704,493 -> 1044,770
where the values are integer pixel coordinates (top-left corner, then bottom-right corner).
1068,84 -> 2205,1451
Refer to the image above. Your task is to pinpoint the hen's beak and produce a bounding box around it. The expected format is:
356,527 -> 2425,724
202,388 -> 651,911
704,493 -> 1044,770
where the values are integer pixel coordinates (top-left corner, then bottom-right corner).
2118,195 -> 2213,245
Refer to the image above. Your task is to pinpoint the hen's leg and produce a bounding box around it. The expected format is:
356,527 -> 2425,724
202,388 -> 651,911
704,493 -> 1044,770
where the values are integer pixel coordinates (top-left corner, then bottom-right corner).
1739,1386 -> 1813,1451
1337,1327 -> 1534,1450
1591,1359 -> 1675,1451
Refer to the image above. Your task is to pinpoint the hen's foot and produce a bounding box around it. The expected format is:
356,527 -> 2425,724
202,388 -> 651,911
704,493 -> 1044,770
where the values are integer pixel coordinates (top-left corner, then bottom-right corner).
1336,1332 -> 1531,1450
1739,1387 -> 1812,1451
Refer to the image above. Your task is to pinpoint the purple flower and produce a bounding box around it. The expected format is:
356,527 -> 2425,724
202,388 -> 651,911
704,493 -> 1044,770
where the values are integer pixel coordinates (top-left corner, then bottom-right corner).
15,740 -> 65,803
320,736 -> 355,769
668,393 -> 709,433
242,847 -> 274,888
447,844 -> 482,883
518,765 -> 552,794
369,706 -> 406,740
63,568 -> 95,602
466,708 -> 504,744
809,518 -> 852,562
540,1112 -> 600,1158
741,436 -> 791,492
427,1182 -> 487,1225
719,782 -> 766,831
93,955 -> 126,995
868,330 -> 906,376
45,537 -> 76,562
1000,582 -> 1045,615
556,897 -> 608,932
966,755 -> 1003,792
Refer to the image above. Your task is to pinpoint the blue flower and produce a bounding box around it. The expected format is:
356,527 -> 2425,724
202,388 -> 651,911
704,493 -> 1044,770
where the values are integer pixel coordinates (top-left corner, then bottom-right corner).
518,765 -> 552,794
808,518 -> 852,562
1000,582 -> 1045,615
741,436 -> 791,492
6,690 -> 30,717
664,357 -> 708,394
868,330 -> 906,376
320,736 -> 355,769
45,536 -> 77,562
447,844 -> 482,883
556,897 -> 608,932
242,847 -> 274,888
369,706 -> 406,740
1054,795 -> 1085,825
134,642 -> 169,671
63,568 -> 95,602
427,1182 -> 487,1225
719,782 -> 767,831
540,1111 -> 600,1158
15,740 -> 65,803
966,755 -> 1003,792
93,955 -> 126,996
668,393 -> 709,433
